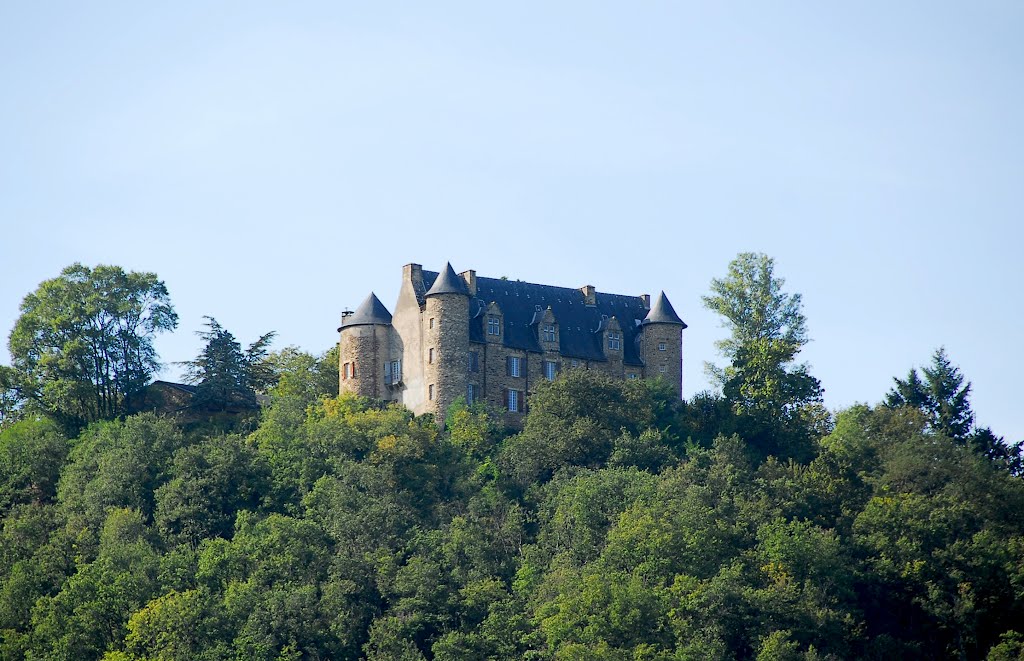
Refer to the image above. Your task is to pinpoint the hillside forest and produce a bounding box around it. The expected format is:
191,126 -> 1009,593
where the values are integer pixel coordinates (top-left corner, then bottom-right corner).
1,254 -> 1022,660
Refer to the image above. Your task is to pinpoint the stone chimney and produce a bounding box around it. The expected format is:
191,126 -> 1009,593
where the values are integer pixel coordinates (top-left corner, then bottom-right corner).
403,263 -> 424,295
459,269 -> 477,296
580,285 -> 596,306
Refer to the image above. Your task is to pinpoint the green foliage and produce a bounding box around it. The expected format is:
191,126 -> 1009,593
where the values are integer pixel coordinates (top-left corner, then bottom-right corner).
182,317 -> 275,413
0,418 -> 67,513
886,347 -> 1024,473
702,253 -> 825,461
7,264 -> 177,431
1,260 -> 1023,660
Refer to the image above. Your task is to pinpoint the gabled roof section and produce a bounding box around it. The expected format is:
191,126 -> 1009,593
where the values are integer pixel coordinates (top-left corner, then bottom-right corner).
424,262 -> 470,298
344,292 -> 393,327
643,291 -> 687,327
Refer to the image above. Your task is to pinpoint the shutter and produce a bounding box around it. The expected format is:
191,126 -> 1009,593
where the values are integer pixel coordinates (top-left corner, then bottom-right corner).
351,361 -> 356,378
555,361 -> 561,374
384,361 -> 391,385
520,390 -> 527,414
506,356 -> 512,376
503,388 -> 509,410
522,356 -> 528,376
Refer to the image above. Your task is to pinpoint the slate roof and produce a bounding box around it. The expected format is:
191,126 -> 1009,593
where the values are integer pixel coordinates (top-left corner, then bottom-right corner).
342,292 -> 393,327
424,263 -> 470,297
644,291 -> 688,327
421,270 -> 681,366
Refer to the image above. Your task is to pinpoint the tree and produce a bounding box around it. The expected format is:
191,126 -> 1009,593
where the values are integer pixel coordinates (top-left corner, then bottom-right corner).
886,348 -> 1023,472
7,264 -> 177,430
886,347 -> 973,439
702,253 -> 824,459
182,317 -> 275,412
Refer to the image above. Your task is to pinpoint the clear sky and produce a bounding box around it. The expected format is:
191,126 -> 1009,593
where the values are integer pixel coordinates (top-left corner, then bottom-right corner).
2,2 -> 1021,442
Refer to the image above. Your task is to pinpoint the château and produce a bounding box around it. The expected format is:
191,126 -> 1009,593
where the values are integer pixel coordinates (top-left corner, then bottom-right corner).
338,263 -> 686,424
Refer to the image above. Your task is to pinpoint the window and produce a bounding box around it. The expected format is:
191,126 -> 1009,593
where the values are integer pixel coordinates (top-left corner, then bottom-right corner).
544,360 -> 557,381
628,373 -> 639,380
386,360 -> 401,384
468,351 -> 479,373
429,317 -> 435,329
542,324 -> 556,342
658,342 -> 667,351
429,348 -> 435,364
508,389 -> 519,412
467,383 -> 476,405
343,362 -> 351,380
659,365 -> 667,373
507,355 -> 522,377
608,332 -> 621,351
571,359 -> 580,368
487,316 -> 500,336
429,384 -> 435,400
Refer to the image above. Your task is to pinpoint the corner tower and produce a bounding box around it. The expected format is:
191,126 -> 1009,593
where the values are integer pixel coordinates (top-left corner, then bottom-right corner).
339,292 -> 392,398
423,263 -> 470,424
641,291 -> 687,398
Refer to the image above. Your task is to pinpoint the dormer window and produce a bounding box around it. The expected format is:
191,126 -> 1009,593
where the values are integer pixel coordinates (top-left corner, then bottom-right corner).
542,324 -> 556,342
488,316 -> 500,336
608,332 -> 621,351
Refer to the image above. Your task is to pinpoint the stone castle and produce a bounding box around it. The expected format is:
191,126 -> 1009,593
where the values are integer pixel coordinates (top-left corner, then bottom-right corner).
338,263 -> 687,424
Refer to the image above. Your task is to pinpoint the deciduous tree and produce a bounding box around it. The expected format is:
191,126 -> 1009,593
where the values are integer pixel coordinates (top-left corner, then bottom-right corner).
7,264 -> 177,430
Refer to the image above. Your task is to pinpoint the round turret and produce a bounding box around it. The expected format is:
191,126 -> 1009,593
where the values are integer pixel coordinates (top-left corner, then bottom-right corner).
423,263 -> 470,424
641,291 -> 687,398
339,292 -> 392,398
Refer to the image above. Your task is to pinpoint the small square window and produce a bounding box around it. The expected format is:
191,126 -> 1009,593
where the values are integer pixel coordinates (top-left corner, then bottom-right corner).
429,317 -> 435,329
659,365 -> 667,373
429,348 -> 435,364
658,342 -> 667,351
429,384 -> 435,400
571,359 -> 579,368
628,373 -> 639,380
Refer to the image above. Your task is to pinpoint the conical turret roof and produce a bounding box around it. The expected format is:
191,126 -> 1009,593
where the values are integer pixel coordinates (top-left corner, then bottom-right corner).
643,291 -> 687,327
425,262 -> 470,297
344,292 -> 393,327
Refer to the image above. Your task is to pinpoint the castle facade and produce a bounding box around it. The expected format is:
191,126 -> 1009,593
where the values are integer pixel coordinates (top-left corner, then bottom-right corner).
338,263 -> 687,424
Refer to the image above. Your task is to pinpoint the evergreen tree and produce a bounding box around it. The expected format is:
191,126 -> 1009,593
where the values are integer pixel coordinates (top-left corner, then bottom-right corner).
886,347 -> 1023,473
183,317 -> 275,412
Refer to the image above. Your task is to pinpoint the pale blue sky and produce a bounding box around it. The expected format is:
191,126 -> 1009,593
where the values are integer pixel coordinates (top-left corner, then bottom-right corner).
2,2 -> 1021,441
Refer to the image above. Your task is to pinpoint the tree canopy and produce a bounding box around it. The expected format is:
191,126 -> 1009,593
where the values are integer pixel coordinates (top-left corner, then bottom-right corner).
0,255 -> 1020,660
182,317 -> 275,413
7,264 -> 177,430
702,252 -> 824,460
